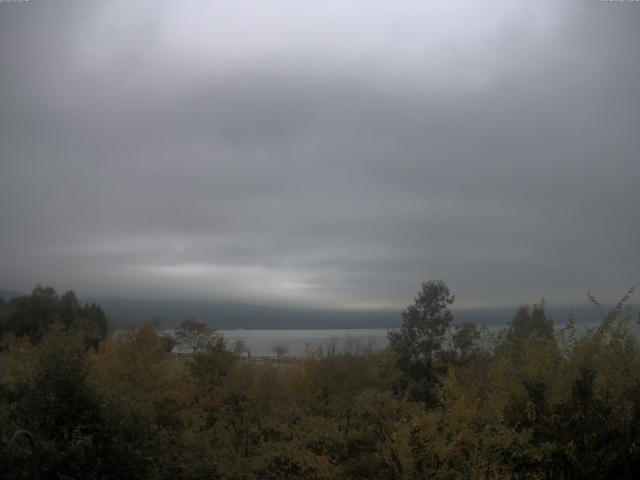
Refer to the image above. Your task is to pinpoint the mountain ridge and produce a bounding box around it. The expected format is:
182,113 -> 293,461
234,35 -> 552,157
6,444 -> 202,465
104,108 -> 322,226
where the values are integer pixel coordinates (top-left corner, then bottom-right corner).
2,288 -> 634,329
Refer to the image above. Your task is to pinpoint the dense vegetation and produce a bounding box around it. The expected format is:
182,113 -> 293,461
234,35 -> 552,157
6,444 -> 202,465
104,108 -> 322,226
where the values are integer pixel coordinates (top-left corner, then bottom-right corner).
1,282 -> 639,479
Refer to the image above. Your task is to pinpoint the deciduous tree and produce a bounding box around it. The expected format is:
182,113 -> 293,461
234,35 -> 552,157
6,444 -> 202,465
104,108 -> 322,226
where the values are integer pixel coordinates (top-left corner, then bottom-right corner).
388,280 -> 454,404
175,318 -> 216,354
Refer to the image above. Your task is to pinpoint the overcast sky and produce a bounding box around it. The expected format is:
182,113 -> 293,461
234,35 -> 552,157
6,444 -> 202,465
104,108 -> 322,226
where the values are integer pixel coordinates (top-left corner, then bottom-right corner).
1,0 -> 639,310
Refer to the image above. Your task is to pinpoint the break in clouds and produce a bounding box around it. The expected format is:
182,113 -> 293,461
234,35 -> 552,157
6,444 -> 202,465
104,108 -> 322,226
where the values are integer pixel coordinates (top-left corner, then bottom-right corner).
0,0 -> 639,309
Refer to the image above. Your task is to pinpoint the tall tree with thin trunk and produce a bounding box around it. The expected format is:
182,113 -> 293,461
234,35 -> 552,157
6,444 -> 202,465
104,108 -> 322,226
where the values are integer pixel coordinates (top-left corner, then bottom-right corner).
388,280 -> 454,404
175,318 -> 216,354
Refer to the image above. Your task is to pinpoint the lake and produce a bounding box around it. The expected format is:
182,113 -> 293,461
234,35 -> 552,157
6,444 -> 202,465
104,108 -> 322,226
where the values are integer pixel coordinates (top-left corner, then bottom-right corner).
215,320 -> 638,357
218,328 -> 390,357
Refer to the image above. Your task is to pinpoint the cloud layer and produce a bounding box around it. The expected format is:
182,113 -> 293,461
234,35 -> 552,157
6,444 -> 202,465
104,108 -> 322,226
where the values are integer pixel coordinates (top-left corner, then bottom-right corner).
1,1 -> 639,309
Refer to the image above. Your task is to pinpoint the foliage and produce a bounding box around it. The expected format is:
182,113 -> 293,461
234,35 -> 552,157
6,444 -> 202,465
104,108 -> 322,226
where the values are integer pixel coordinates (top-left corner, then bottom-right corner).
452,321 -> 484,362
388,280 -> 455,404
0,285 -> 108,346
272,344 -> 289,363
175,318 -> 217,354
190,336 -> 237,389
1,282 -> 640,479
503,301 -> 554,348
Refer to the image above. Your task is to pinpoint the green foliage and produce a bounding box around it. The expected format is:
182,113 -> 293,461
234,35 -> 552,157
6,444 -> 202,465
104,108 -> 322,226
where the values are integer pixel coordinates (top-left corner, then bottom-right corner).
190,336 -> 236,389
452,321 -> 483,363
1,285 -> 108,346
1,325 -> 105,479
175,318 -> 217,354
504,301 -> 554,347
1,282 -> 640,479
4,285 -> 60,343
388,280 -> 455,404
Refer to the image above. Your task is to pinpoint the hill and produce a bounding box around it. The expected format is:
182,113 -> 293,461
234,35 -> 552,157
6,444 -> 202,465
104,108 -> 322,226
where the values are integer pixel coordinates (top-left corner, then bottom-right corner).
0,289 -> 26,301
87,296 -> 619,330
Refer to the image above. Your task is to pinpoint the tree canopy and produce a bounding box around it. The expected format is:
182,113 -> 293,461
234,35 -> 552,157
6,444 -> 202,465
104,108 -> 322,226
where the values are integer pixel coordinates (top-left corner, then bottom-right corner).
0,285 -> 108,346
1,282 -> 639,479
387,280 -> 455,403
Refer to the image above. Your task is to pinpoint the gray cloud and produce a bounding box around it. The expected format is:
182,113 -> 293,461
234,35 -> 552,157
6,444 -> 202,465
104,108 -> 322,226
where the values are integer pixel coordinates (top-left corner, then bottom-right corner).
1,0 -> 639,309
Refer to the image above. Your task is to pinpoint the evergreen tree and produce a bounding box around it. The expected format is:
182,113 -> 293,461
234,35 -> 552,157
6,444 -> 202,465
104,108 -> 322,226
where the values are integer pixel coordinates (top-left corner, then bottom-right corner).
388,280 -> 454,404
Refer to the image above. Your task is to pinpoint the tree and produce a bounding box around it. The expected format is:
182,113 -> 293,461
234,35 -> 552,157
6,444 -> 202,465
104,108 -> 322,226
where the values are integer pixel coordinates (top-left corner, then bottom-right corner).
505,301 -> 553,347
272,344 -> 288,364
190,336 -> 236,388
7,285 -> 60,343
0,298 -> 9,339
174,318 -> 216,354
232,339 -> 249,357
3,286 -> 109,347
59,291 -> 109,349
91,321 -> 193,478
388,280 -> 454,404
452,321 -> 482,362
16,324 -> 104,478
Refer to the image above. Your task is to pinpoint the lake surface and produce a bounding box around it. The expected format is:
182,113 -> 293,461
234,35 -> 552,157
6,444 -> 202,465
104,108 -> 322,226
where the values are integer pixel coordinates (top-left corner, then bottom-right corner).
165,320 -> 640,357
218,328 -> 390,357
221,323 -> 637,357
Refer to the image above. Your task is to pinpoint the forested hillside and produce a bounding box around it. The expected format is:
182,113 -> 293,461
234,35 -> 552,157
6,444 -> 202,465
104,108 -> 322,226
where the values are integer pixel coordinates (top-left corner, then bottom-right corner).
1,282 -> 639,479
